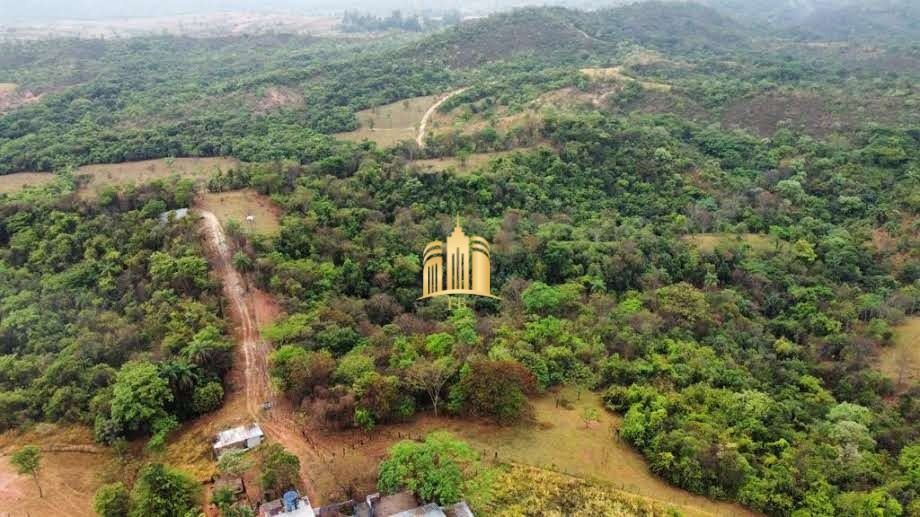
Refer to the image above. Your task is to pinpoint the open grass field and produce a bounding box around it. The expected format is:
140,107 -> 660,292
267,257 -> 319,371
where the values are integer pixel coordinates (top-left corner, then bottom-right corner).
0,172 -> 57,194
196,189 -> 281,236
877,316 -> 920,391
411,149 -> 526,174
78,157 -> 239,195
683,233 -> 775,253
0,83 -> 16,94
334,94 -> 440,147
0,157 -> 240,196
581,67 -> 672,92
310,390 -> 755,516
0,425 -> 114,517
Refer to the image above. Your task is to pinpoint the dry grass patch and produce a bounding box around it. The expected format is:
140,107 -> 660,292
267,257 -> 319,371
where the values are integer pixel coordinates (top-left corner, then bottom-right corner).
411,149 -> 527,174
309,391 -> 754,516
580,67 -> 672,92
78,157 -> 239,196
0,425 -> 114,517
197,189 -> 281,236
335,94 -> 440,147
683,233 -> 775,253
0,83 -> 16,94
0,172 -> 57,194
877,317 -> 920,391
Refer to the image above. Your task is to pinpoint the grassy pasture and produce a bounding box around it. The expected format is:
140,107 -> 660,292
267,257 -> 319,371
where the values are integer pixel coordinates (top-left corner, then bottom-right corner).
197,189 -> 281,236
581,67 -> 672,92
0,172 -> 57,193
0,425 -> 113,517
683,232 -> 775,253
877,316 -> 920,390
0,157 -> 239,195
411,149 -> 526,174
311,390 -> 755,516
78,157 -> 239,195
334,94 -> 440,147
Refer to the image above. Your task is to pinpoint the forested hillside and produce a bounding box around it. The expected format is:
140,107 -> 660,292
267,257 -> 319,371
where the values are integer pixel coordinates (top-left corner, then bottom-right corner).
1,2 -> 919,516
0,178 -> 233,448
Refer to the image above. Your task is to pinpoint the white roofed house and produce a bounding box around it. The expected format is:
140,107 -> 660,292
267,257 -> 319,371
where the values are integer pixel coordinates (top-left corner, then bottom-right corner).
213,423 -> 264,458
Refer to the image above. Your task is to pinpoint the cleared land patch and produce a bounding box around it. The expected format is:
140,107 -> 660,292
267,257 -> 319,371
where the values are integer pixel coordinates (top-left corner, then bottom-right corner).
197,189 -> 281,236
0,172 -> 57,194
0,425 -> 113,517
335,94 -> 440,147
683,232 -> 775,253
877,316 -> 920,390
1,157 -> 240,195
411,149 -> 526,174
78,157 -> 239,194
310,391 -> 754,516
581,67 -> 672,92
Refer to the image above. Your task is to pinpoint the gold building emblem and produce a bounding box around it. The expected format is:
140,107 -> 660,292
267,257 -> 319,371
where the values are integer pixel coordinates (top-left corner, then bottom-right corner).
419,216 -> 500,308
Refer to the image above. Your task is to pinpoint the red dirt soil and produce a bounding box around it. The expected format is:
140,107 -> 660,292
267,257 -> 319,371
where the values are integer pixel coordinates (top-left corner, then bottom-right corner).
196,211 -> 324,503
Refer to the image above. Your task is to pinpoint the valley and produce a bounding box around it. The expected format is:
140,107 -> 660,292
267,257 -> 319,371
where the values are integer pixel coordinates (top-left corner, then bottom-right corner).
1,1 -> 918,516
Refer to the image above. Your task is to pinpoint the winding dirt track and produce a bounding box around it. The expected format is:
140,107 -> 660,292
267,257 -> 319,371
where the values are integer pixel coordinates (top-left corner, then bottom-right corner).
415,87 -> 468,147
199,211 -> 321,503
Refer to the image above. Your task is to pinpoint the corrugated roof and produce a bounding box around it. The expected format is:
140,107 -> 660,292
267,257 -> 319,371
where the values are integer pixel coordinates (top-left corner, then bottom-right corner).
213,423 -> 264,449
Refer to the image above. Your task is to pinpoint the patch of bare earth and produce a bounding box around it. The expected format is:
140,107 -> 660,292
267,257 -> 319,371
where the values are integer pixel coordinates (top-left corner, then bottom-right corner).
182,210 -> 325,505
252,87 -> 304,113
877,317 -> 920,392
0,83 -> 42,114
0,425 -> 113,517
0,172 -> 56,194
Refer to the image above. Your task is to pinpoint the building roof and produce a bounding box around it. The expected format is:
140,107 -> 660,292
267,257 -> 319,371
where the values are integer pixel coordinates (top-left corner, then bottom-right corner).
214,423 -> 264,449
259,496 -> 316,517
388,503 -> 446,517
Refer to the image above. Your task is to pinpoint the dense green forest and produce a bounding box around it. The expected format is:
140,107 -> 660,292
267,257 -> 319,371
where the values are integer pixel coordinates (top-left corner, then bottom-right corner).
1,1 -> 919,516
0,178 -> 233,449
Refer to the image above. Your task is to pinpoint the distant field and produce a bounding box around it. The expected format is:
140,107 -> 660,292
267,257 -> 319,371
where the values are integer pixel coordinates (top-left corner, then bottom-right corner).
581,67 -> 672,92
877,316 -> 920,390
411,149 -> 524,174
0,171 -> 57,193
78,157 -> 239,194
0,83 -> 16,93
0,13 -> 340,40
197,189 -> 281,236
0,157 -> 239,196
683,232 -> 775,253
335,94 -> 440,147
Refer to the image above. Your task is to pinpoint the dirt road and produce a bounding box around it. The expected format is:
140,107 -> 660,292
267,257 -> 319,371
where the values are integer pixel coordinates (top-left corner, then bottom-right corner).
199,211 -> 322,503
415,88 -> 467,147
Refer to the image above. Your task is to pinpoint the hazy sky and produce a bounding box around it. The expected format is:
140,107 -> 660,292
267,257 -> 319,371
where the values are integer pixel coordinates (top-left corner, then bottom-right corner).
0,0 -> 592,22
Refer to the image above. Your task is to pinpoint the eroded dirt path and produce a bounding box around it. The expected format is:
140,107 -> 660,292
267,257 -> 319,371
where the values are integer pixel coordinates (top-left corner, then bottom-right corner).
416,88 -> 467,147
199,211 -> 322,503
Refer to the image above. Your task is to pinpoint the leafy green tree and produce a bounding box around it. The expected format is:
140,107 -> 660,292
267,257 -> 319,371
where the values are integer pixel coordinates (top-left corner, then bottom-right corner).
217,449 -> 254,478
94,482 -> 131,517
11,445 -> 42,497
192,381 -> 224,414
260,444 -> 301,495
581,406 -> 599,429
110,361 -> 173,435
378,432 -> 479,505
406,357 -> 457,416
129,463 -> 200,517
